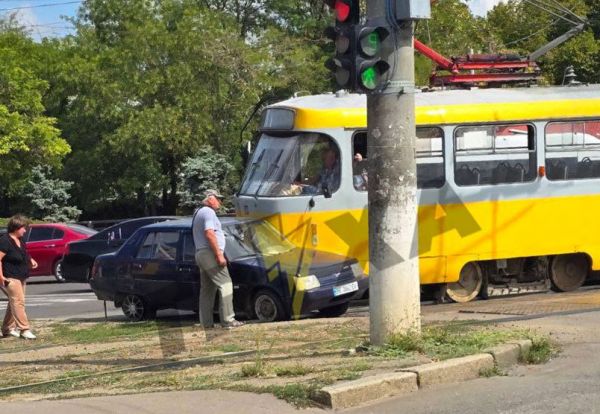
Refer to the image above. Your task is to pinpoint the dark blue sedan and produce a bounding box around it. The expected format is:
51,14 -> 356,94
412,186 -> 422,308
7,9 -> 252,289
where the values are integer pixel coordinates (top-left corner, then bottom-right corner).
90,217 -> 368,322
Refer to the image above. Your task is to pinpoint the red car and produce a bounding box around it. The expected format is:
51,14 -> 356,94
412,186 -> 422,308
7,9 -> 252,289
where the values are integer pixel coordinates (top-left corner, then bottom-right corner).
25,223 -> 97,282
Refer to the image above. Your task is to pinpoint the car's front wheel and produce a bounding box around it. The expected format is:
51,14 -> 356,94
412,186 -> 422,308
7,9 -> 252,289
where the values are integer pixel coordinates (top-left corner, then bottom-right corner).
252,289 -> 286,322
121,294 -> 156,321
53,260 -> 65,283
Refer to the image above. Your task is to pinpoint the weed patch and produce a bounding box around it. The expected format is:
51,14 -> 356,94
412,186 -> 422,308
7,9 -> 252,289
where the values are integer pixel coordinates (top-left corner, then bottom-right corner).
273,364 -> 314,377
371,326 -> 528,361
522,337 -> 558,364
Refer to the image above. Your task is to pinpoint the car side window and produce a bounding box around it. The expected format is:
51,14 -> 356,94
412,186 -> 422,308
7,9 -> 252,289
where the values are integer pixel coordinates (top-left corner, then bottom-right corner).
54,229 -> 65,239
121,221 -> 149,239
182,232 -> 195,262
27,227 -> 56,242
136,233 -> 156,259
136,232 -> 179,260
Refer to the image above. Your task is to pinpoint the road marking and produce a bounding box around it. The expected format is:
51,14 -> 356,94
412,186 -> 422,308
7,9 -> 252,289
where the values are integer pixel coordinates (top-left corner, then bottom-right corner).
0,292 -> 99,310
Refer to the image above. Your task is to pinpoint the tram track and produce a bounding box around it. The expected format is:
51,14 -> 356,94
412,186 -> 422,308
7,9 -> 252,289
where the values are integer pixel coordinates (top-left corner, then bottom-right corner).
0,335 -> 367,395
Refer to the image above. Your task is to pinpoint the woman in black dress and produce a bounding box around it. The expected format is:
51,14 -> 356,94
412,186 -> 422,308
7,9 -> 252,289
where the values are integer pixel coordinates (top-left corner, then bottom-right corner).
0,215 -> 38,339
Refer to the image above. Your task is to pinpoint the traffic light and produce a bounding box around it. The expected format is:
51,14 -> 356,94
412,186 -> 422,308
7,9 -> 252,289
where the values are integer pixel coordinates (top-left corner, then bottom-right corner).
324,1 -> 392,93
355,25 -> 391,92
324,0 -> 360,91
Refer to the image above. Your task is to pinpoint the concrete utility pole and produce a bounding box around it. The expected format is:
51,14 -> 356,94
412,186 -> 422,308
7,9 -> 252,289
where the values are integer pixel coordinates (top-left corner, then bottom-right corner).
367,0 -> 421,345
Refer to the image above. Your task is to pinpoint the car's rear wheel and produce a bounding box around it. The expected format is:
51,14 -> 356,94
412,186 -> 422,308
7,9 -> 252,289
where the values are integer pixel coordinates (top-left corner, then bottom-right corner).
53,260 -> 65,283
121,294 -> 156,321
252,289 -> 286,322
85,266 -> 93,283
318,302 -> 349,318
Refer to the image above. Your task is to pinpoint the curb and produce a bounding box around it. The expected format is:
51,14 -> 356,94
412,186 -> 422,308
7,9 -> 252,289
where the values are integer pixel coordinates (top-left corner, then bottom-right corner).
315,339 -> 532,409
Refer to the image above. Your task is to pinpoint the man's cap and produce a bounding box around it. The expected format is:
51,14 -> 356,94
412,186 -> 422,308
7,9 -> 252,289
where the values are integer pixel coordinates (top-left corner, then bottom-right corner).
205,189 -> 224,199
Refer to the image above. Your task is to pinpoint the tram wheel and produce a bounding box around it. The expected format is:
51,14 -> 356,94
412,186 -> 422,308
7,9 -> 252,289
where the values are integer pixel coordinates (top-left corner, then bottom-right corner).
550,254 -> 588,293
446,262 -> 483,303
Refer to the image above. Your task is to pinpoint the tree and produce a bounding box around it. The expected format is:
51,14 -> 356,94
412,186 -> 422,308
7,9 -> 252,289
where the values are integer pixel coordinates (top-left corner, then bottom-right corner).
0,26 -> 70,215
486,0 -> 600,84
414,0 -> 489,85
178,147 -> 236,212
24,166 -> 81,222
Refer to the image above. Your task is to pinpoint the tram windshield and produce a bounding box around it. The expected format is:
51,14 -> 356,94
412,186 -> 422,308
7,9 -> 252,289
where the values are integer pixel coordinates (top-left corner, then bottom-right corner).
239,133 -> 341,197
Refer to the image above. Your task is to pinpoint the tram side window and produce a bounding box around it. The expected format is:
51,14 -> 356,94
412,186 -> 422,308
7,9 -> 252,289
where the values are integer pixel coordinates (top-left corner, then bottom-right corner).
545,120 -> 600,181
454,124 -> 536,186
351,128 -> 445,191
352,132 -> 369,191
417,127 -> 445,189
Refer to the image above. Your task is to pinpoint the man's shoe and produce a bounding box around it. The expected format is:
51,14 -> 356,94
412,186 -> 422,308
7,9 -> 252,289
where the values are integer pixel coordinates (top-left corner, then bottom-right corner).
222,320 -> 244,329
20,330 -> 36,340
6,329 -> 20,338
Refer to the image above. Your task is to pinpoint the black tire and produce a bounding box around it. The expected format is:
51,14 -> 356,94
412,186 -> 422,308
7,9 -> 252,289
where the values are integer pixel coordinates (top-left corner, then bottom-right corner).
53,260 -> 65,283
85,266 -> 93,283
252,289 -> 287,322
550,254 -> 588,292
318,301 -> 349,318
121,294 -> 156,321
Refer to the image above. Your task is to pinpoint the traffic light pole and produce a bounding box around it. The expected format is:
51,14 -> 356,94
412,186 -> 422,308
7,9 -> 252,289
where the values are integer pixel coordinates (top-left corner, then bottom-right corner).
367,0 -> 421,345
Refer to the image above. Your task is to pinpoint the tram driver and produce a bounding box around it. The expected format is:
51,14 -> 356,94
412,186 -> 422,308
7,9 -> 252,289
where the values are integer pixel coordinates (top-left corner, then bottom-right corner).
296,146 -> 341,196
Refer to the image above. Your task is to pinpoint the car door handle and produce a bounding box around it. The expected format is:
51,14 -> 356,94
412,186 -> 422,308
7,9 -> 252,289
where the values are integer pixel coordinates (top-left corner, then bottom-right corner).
132,263 -> 143,270
177,265 -> 195,272
44,244 -> 56,248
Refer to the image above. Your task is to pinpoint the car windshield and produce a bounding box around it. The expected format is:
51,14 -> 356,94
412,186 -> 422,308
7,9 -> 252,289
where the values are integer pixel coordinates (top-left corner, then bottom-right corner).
239,133 -> 340,197
66,224 -> 98,236
225,220 -> 295,260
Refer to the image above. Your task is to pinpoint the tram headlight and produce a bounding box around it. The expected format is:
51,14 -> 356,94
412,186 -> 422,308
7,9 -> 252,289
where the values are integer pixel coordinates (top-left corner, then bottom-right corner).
295,274 -> 321,291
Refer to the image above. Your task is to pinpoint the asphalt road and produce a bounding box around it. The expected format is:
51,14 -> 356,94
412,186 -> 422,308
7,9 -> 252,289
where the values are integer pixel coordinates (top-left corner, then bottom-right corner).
0,277 -> 107,319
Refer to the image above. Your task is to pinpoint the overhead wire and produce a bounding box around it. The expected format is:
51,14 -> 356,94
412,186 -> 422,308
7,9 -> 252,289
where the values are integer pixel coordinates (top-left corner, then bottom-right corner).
521,0 -> 581,26
0,1 -> 82,13
538,0 -> 586,23
503,17 -> 562,46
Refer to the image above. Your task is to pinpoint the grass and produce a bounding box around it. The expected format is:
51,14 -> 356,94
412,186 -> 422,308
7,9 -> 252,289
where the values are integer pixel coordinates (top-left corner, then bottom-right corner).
240,362 -> 268,377
220,344 -> 244,353
522,336 -> 558,364
371,326 -> 529,361
229,382 -> 325,408
56,369 -> 95,380
480,366 -> 506,378
48,321 -> 163,343
273,363 -> 314,377
239,328 -> 276,377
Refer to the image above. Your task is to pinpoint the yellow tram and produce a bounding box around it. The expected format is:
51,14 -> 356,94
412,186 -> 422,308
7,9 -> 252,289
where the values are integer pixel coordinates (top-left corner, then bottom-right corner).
235,85 -> 600,302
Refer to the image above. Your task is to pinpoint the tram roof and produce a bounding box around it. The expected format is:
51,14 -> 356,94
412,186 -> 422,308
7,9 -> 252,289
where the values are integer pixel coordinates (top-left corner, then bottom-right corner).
269,85 -> 600,128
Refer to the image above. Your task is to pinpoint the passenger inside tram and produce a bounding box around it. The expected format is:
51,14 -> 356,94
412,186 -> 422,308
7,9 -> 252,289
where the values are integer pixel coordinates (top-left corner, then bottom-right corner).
353,153 -> 368,191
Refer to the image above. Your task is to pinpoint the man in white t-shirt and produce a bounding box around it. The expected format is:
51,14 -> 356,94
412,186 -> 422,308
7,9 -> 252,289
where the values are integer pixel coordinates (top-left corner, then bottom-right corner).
192,189 -> 243,329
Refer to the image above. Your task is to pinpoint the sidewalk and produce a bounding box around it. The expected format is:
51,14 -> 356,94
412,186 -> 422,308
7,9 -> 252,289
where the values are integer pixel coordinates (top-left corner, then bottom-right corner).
3,390 -> 324,414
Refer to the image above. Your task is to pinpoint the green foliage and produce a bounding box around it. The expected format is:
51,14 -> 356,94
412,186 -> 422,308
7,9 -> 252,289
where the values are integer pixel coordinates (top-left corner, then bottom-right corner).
178,147 -> 236,212
24,166 -> 81,222
372,326 -> 529,360
522,336 -> 558,364
0,28 -> 70,203
486,0 -> 600,84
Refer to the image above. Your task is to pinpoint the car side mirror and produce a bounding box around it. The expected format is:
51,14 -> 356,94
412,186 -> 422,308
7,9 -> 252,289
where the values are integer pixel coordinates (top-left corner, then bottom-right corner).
322,184 -> 332,199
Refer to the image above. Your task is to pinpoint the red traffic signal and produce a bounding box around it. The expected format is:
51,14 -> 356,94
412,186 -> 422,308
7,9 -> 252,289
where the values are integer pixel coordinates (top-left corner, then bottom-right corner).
325,0 -> 359,23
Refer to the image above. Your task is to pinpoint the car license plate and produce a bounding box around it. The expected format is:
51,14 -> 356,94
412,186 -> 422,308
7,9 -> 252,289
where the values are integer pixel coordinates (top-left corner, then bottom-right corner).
333,281 -> 358,297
